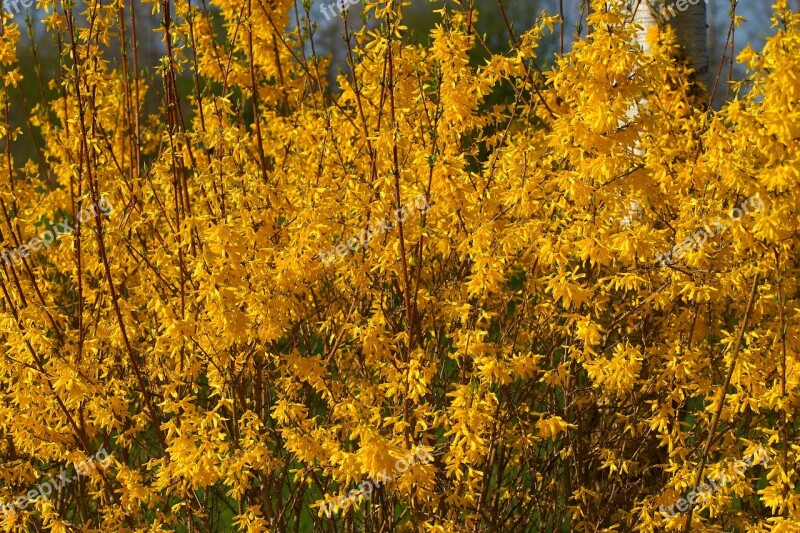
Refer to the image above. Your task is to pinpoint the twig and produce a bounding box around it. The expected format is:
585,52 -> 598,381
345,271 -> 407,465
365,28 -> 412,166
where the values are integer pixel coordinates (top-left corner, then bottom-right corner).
684,272 -> 760,531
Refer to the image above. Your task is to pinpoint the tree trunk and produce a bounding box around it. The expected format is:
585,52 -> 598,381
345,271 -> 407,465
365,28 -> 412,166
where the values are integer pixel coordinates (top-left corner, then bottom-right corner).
631,0 -> 709,83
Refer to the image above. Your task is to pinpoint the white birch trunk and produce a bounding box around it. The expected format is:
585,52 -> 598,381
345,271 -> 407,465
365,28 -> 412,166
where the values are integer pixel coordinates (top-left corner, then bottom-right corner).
632,0 -> 709,82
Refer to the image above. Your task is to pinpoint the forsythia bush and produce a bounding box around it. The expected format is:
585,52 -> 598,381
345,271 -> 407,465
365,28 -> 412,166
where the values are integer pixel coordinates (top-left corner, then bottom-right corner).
0,0 -> 798,531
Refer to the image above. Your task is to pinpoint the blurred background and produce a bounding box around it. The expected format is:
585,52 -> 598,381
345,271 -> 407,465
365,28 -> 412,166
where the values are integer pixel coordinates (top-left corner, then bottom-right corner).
2,0 -> 792,170
309,0 -> 781,104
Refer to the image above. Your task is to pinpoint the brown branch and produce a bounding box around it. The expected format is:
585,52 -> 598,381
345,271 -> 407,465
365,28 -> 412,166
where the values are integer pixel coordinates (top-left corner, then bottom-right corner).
683,272 -> 760,532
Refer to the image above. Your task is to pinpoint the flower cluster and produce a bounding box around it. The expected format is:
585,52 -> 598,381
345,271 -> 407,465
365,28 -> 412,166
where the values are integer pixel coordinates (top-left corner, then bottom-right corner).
319,446 -> 433,517
0,0 -> 798,530
658,447 -> 769,519
0,448 -> 111,519
0,196 -> 114,266
655,193 -> 764,267
318,194 -> 430,265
